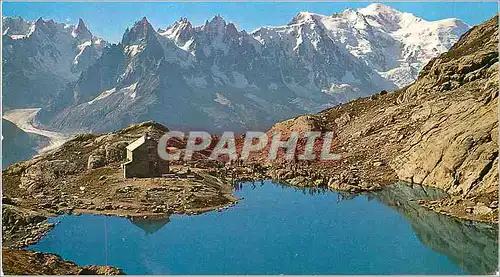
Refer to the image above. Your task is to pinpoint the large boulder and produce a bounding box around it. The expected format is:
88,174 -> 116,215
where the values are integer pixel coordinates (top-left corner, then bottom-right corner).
20,160 -> 78,193
87,154 -> 105,169
104,141 -> 128,163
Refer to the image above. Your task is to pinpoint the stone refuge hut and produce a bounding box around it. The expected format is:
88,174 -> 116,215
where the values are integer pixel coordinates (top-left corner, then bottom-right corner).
123,133 -> 169,178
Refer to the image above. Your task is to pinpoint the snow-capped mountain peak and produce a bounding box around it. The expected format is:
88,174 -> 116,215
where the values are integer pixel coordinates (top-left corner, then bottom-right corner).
361,3 -> 400,14
288,11 -> 323,25
159,17 -> 194,43
2,16 -> 108,108
279,3 -> 471,87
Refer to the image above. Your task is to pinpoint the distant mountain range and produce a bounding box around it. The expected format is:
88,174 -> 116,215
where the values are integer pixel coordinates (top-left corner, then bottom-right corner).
2,17 -> 108,109
2,4 -> 469,133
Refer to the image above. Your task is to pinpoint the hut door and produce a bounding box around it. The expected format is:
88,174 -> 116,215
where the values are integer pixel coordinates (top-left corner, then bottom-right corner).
149,161 -> 158,175
149,161 -> 155,175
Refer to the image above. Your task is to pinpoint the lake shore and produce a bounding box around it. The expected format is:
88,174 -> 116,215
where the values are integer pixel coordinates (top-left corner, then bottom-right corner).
2,116 -> 497,274
15,181 -> 500,275
3,160 -> 497,275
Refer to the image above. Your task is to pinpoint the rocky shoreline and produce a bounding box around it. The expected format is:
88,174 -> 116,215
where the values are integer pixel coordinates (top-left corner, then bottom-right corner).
1,142 -> 496,274
2,164 -> 239,274
3,167 -> 239,242
223,162 -> 498,223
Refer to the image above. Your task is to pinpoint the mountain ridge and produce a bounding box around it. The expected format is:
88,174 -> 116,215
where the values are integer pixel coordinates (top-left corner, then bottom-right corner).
3,4 -> 470,133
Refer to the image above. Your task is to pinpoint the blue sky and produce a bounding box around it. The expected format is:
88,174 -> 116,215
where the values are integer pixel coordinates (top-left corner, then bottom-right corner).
3,2 -> 498,43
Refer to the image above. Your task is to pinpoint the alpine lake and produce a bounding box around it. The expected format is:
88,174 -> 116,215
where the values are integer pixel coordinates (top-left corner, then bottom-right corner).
28,181 -> 498,275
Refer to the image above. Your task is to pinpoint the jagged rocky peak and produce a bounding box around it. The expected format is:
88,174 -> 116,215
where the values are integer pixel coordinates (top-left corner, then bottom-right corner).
203,14 -> 227,32
2,16 -> 32,36
175,17 -> 193,31
211,14 -> 226,24
72,18 -> 93,42
33,17 -> 46,29
33,17 -> 58,27
139,16 -> 150,25
178,17 -> 191,25
160,17 -> 194,41
224,22 -> 240,38
30,17 -> 61,37
34,17 -> 44,25
197,14 -> 244,40
122,16 -> 156,45
120,16 -> 164,63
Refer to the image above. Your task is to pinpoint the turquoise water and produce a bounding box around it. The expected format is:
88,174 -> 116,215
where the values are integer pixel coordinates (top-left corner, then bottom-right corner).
28,181 -> 498,274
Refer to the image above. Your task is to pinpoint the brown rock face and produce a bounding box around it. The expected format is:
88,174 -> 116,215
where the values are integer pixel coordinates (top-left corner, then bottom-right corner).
2,248 -> 124,275
392,15 -> 498,203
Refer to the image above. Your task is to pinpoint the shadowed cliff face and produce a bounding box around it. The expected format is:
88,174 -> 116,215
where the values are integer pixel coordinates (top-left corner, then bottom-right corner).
2,119 -> 49,169
368,183 -> 498,274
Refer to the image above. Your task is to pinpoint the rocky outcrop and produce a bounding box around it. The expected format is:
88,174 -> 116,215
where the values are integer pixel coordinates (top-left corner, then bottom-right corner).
87,154 -> 105,169
20,160 -> 79,193
2,248 -> 124,275
390,16 -> 498,220
80,265 -> 124,275
2,120 -> 237,228
2,201 -> 55,249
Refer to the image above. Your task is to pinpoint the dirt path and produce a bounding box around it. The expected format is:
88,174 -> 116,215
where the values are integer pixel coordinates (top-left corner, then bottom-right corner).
3,108 -> 72,153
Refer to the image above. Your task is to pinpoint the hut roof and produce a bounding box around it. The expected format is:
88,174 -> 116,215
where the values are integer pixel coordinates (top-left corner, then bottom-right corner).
126,136 -> 146,151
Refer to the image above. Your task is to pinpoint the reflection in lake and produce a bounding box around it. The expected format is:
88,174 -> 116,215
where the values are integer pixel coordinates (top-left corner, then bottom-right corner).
129,217 -> 170,235
28,181 -> 497,274
368,183 -> 498,275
